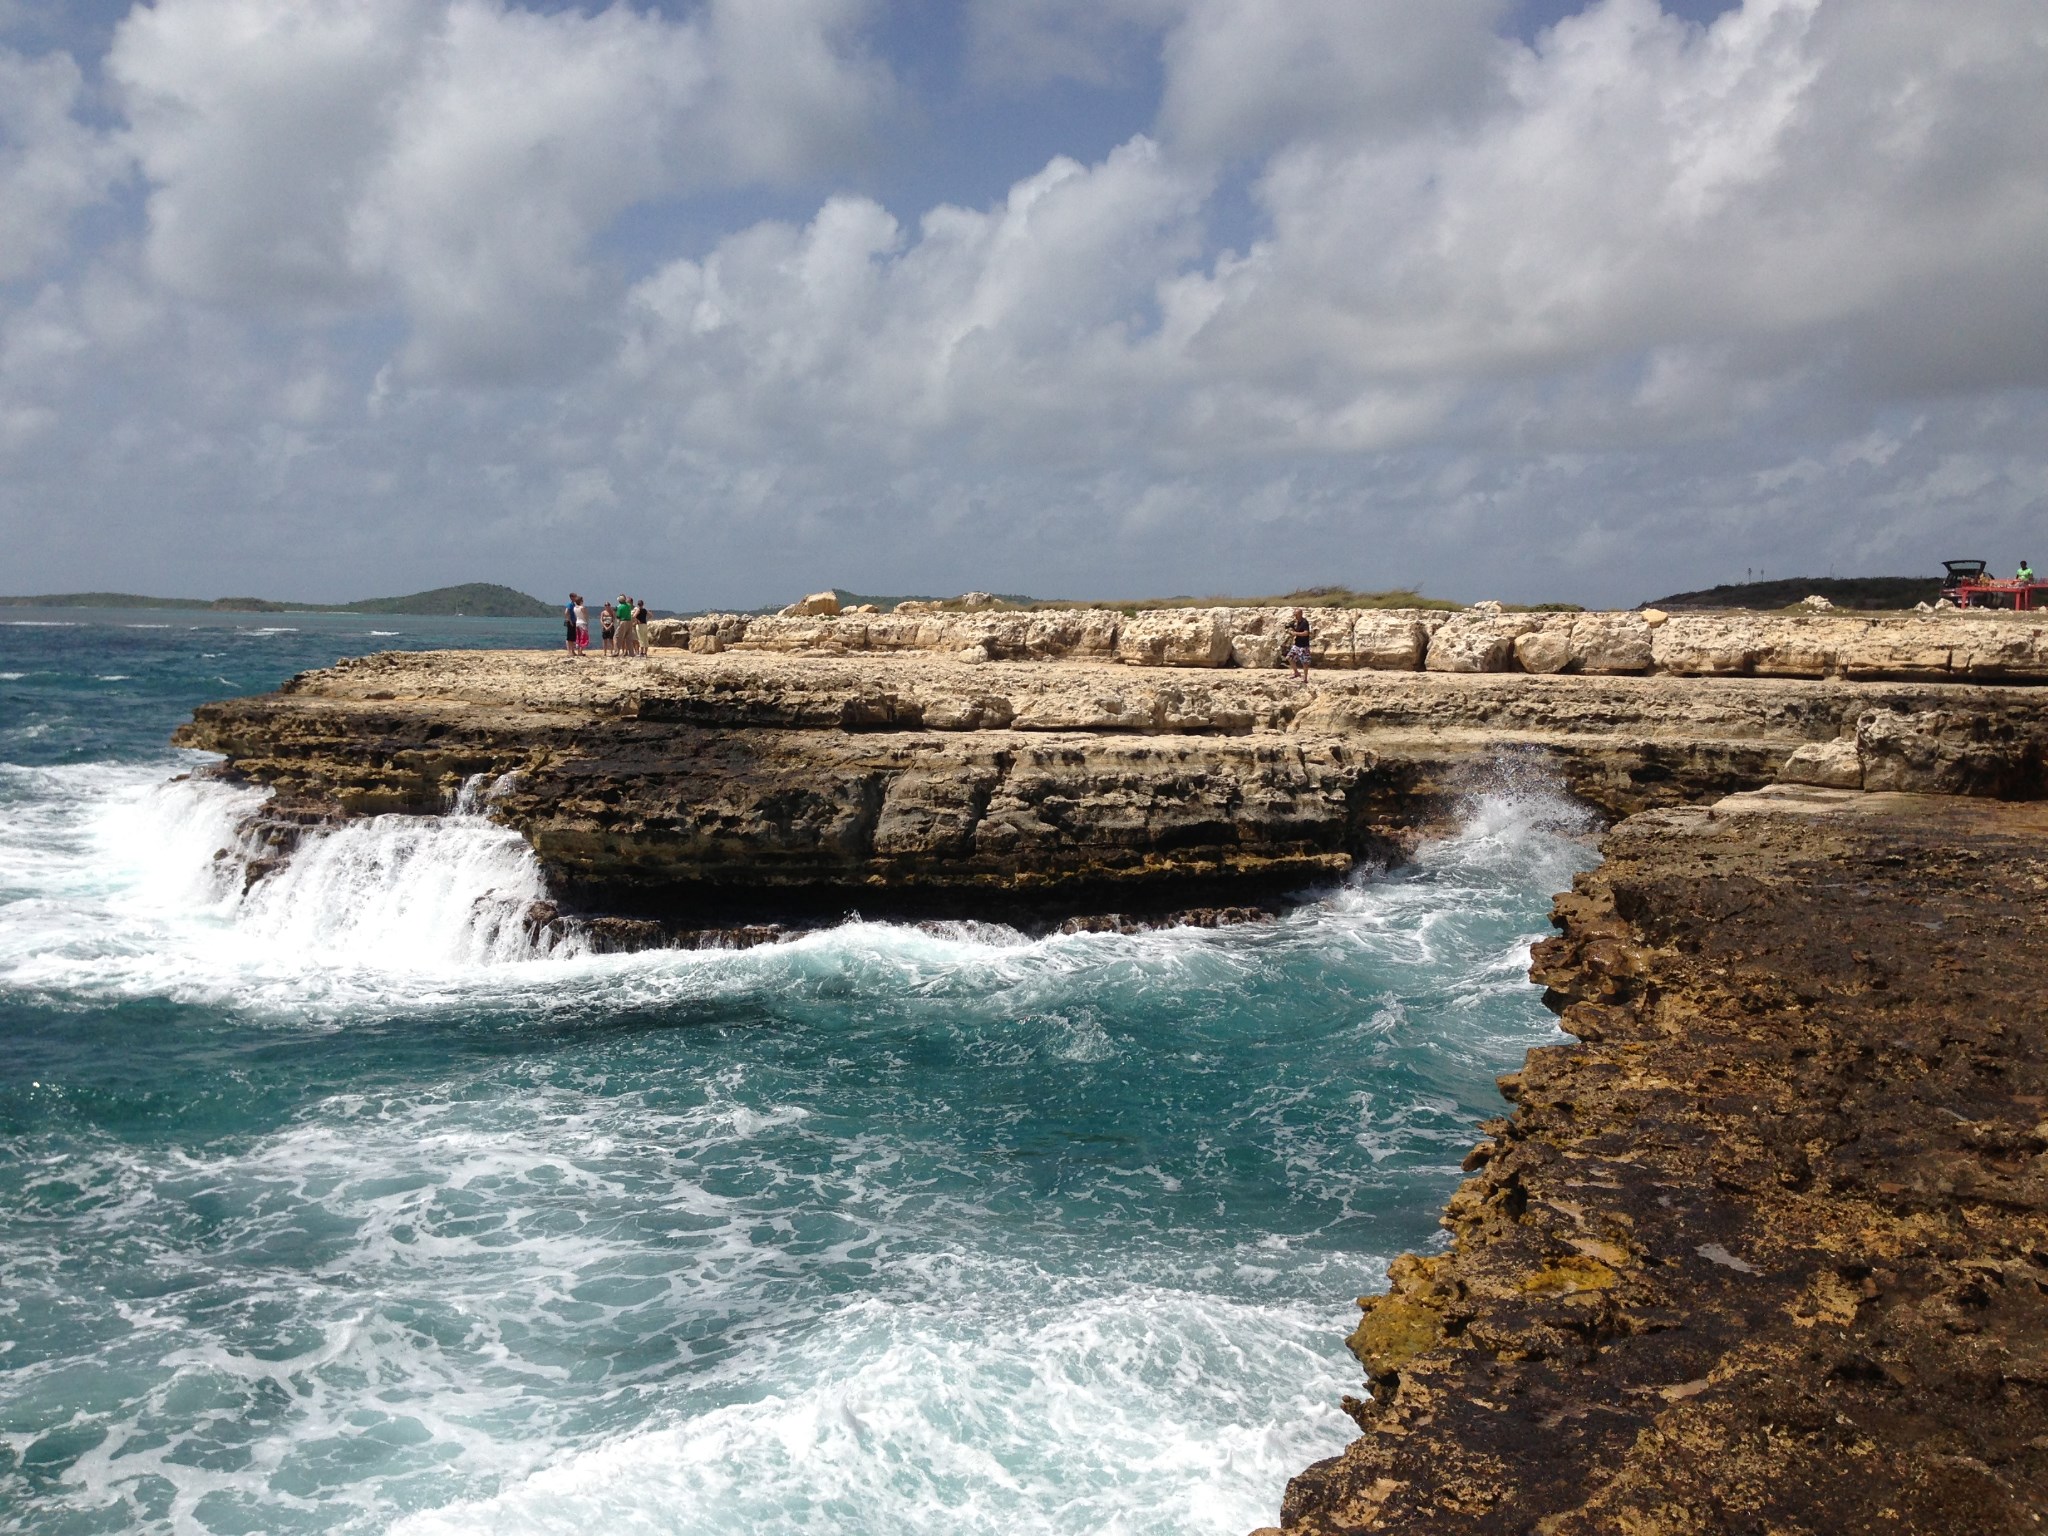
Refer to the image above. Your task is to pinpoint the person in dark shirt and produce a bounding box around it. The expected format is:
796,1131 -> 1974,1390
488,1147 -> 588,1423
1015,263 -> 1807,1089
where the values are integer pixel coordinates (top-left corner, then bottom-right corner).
1286,608 -> 1312,683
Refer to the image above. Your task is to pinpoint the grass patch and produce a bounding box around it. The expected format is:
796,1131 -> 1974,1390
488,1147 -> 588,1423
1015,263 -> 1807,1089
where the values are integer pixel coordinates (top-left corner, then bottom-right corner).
830,586 -> 1580,615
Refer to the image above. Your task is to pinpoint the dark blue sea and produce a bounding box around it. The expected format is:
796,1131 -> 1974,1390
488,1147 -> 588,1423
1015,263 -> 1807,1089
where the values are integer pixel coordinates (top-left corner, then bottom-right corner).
0,608 -> 1596,1534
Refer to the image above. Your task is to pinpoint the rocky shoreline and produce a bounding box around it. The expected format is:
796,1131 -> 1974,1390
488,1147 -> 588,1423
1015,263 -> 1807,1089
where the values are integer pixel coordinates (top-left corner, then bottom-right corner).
169,608 -> 2048,1529
175,613 -> 2048,938
1267,787 -> 2048,1534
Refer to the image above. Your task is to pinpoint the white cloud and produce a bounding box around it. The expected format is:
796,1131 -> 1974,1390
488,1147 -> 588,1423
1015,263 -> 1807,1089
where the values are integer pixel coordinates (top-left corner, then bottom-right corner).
1158,0 -> 2048,439
694,0 -> 891,180
352,1 -> 718,376
110,0 -> 433,308
964,0 -> 1179,91
4,0 -> 2047,608
1158,0 -> 1508,162
602,0 -> 2048,479
617,136 -> 1209,460
108,0 -> 891,373
0,46 -> 127,282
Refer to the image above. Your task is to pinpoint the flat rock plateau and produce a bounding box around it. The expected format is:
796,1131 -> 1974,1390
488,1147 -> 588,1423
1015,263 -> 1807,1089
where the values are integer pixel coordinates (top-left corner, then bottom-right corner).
173,607 -> 2048,1529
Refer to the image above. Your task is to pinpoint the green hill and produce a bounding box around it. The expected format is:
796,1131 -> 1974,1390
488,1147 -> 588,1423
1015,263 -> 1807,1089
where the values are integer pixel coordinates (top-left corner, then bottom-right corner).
0,592 -> 269,611
1645,576 -> 1943,611
340,583 -> 556,617
0,582 -> 555,618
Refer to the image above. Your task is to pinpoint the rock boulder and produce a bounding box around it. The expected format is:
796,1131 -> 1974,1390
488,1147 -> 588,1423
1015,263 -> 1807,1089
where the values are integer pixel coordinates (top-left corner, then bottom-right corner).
1425,614 -> 1544,673
1115,609 -> 1233,667
779,591 -> 841,618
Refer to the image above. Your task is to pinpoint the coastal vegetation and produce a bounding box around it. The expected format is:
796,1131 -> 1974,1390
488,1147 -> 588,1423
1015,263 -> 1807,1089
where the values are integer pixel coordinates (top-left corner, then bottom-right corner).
829,586 -> 1580,615
1645,574 -> 1942,611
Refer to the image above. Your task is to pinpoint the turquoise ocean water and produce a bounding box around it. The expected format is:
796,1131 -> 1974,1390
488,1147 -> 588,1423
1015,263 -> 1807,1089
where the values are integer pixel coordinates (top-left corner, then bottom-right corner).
0,610 -> 1597,1534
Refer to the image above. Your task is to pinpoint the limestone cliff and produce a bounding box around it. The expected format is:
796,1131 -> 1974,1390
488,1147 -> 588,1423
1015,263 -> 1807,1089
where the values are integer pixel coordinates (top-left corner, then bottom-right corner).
172,645 -> 2048,930
647,605 -> 2048,683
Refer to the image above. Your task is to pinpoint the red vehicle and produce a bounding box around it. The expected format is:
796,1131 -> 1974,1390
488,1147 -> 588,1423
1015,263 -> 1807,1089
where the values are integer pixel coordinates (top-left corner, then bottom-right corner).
1944,558 -> 2045,611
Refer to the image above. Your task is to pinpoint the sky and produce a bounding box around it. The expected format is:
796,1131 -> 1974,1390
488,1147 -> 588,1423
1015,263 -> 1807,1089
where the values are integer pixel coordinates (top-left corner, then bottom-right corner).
1,0 -> 2044,610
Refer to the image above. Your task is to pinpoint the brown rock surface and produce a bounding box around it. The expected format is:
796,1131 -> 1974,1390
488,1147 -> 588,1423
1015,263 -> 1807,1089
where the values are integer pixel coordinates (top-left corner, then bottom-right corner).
1270,786 -> 2048,1535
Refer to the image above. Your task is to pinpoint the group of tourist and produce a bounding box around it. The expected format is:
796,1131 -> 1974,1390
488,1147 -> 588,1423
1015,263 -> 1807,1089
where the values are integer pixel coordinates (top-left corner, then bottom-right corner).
562,594 -> 652,657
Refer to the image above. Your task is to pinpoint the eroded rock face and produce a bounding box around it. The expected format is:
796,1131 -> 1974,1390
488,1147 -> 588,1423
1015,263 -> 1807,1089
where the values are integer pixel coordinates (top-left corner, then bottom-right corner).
175,650 -> 2048,930
1424,613 -> 1546,673
1114,608 -> 1235,667
1269,788 -> 2048,1536
1857,705 -> 2048,797
1779,735 -> 1862,788
1511,625 -> 1573,675
1565,611 -> 1654,674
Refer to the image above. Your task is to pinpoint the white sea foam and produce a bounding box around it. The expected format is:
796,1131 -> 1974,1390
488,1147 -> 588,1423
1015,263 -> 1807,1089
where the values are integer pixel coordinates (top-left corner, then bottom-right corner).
8,1084 -> 1356,1536
1,756 -> 1596,1031
0,763 -> 573,1011
392,1284 -> 1349,1536
0,761 -> 1598,1536
234,810 -> 556,970
0,671 -> 24,679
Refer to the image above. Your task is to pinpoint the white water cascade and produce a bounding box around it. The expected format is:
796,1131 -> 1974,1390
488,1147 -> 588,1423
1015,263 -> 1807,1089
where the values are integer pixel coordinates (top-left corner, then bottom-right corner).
233,803 -> 559,969
0,765 -> 576,1010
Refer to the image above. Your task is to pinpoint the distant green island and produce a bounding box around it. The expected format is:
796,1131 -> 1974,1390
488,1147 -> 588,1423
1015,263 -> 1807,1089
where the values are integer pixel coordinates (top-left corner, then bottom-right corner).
0,583 -> 557,618
1644,575 -> 1943,611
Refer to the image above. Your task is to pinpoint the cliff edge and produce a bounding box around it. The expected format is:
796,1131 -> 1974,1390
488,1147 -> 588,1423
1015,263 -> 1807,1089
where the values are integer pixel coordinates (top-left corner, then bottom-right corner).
173,636 -> 2048,931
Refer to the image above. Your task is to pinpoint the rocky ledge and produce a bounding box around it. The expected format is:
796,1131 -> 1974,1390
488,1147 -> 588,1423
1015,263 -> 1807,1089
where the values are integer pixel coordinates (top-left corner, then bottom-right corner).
174,643 -> 2048,932
1269,786 -> 2048,1535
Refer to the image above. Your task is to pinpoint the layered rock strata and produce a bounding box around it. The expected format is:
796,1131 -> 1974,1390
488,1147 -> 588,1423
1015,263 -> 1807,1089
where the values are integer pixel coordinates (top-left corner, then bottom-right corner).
173,648 -> 2048,928
646,606 -> 2048,682
1268,786 -> 2048,1535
